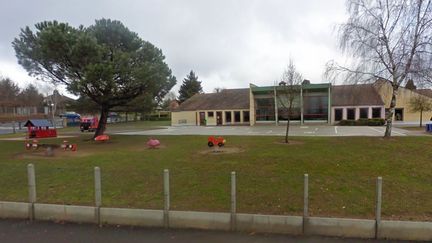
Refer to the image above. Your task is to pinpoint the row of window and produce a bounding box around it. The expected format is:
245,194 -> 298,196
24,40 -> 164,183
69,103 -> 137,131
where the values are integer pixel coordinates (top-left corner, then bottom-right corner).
207,111 -> 250,123
334,107 -> 382,121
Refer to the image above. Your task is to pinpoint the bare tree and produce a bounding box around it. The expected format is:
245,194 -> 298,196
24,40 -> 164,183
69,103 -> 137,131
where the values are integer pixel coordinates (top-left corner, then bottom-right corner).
409,95 -> 432,127
277,59 -> 303,143
213,87 -> 225,93
326,0 -> 432,137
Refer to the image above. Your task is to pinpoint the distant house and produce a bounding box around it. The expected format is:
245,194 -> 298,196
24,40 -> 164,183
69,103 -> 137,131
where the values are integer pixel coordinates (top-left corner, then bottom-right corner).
43,90 -> 75,116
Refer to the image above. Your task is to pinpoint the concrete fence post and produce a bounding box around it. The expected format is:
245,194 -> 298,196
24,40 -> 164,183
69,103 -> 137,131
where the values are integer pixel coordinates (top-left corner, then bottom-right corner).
375,176 -> 382,239
27,164 -> 36,220
164,169 -> 170,228
303,173 -> 309,234
230,171 -> 236,231
94,167 -> 102,225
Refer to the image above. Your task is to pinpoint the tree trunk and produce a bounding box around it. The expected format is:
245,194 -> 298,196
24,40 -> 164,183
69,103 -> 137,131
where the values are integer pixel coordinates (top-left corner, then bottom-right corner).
285,105 -> 292,144
384,86 -> 398,138
420,109 -> 423,127
94,107 -> 109,138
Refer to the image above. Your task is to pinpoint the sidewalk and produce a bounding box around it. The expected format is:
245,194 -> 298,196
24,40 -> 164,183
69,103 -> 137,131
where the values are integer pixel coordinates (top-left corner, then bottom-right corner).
0,219 -> 401,243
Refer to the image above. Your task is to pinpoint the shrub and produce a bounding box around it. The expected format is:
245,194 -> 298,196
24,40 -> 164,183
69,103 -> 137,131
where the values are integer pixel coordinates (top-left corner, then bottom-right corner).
356,118 -> 369,126
339,120 -> 356,126
338,118 -> 385,126
368,118 -> 385,126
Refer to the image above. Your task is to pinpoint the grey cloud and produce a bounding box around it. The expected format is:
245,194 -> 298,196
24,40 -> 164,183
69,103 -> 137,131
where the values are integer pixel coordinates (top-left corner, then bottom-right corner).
0,0 -> 347,93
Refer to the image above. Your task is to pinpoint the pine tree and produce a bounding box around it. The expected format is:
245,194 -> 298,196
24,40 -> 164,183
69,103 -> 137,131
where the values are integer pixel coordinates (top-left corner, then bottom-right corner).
178,70 -> 203,103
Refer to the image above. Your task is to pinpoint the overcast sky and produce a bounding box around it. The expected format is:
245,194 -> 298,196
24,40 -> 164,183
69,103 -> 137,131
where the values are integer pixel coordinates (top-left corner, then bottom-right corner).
0,0 -> 348,96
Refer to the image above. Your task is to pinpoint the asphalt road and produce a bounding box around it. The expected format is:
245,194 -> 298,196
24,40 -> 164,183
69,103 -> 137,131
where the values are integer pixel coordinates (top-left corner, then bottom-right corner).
0,219 -> 402,243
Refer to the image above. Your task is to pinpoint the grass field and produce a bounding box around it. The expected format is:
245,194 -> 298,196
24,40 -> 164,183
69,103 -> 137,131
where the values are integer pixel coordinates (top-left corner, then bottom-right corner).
0,131 -> 431,221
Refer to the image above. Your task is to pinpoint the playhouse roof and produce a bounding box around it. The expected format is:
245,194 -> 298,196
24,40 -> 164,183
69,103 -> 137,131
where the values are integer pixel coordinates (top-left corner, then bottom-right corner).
24,119 -> 52,127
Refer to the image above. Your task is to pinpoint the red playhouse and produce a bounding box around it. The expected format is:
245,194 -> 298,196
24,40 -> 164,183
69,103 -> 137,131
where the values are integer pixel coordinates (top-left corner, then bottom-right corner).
80,116 -> 99,132
24,119 -> 57,139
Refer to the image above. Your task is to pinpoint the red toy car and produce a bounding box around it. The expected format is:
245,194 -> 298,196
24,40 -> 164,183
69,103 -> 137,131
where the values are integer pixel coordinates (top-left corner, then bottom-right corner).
208,136 -> 226,147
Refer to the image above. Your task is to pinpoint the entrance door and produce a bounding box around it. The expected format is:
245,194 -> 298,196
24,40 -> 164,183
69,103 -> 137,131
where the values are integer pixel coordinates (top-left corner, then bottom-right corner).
216,111 -> 223,125
395,108 -> 403,121
199,112 -> 206,125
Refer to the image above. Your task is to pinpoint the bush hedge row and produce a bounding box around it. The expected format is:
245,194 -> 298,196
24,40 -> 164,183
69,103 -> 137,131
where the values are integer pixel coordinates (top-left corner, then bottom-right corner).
339,118 -> 385,126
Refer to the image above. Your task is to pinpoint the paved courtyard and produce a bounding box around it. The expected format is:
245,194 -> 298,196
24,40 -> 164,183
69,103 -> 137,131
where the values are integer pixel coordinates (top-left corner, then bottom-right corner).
116,125 -> 418,137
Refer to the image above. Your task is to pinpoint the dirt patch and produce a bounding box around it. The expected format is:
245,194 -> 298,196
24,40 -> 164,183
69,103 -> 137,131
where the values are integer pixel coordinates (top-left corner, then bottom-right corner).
199,146 -> 245,155
13,149 -> 92,160
274,140 -> 305,145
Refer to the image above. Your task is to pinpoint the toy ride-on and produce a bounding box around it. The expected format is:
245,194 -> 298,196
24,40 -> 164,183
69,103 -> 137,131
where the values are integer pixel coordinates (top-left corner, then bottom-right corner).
208,136 -> 226,147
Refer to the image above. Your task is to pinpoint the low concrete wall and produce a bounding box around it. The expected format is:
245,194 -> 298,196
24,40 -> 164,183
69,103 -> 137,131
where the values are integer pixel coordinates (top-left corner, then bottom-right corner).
0,201 -> 30,219
3,201 -> 432,241
379,220 -> 432,241
34,203 -> 97,224
100,208 -> 164,227
305,217 -> 375,239
236,213 -> 303,235
169,211 -> 230,231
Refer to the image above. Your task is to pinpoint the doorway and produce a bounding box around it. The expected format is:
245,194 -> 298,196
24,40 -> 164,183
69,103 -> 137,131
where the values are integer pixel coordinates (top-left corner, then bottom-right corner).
395,108 -> 404,121
216,111 -> 223,125
199,112 -> 206,125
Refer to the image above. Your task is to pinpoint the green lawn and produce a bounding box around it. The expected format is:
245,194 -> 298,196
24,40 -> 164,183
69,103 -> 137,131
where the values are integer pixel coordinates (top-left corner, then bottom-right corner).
0,134 -> 431,221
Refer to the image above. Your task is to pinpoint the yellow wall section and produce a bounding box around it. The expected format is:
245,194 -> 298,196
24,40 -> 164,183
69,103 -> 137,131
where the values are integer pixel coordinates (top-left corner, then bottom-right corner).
171,111 -> 196,125
375,81 -> 432,123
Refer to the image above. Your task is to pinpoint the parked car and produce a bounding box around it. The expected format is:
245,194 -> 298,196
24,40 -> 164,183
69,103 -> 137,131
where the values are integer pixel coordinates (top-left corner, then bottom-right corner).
80,117 -> 99,132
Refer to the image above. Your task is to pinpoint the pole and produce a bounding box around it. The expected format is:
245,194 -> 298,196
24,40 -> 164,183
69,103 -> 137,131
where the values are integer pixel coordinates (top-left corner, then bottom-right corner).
375,176 -> 382,239
94,167 -> 102,225
27,164 -> 36,220
303,173 -> 309,234
231,171 -> 236,231
164,169 -> 170,228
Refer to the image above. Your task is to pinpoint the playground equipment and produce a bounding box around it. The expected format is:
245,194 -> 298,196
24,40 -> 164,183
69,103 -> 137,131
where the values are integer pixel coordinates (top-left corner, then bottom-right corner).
25,139 -> 77,152
207,136 -> 226,147
94,134 -> 110,142
24,119 -> 57,138
147,138 -> 161,149
80,116 -> 99,132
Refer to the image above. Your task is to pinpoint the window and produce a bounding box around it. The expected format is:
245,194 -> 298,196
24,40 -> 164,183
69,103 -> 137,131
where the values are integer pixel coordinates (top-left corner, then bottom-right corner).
347,108 -> 356,120
225,111 -> 232,123
372,108 -> 381,118
359,108 -> 368,119
334,108 -> 343,121
243,111 -> 250,122
208,111 -> 214,117
303,92 -> 329,120
255,98 -> 275,121
234,111 -> 241,122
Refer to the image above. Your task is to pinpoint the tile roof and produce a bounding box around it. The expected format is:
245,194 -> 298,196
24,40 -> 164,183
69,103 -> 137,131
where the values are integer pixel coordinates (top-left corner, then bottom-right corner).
332,84 -> 384,106
174,89 -> 250,111
415,89 -> 432,98
24,119 -> 52,127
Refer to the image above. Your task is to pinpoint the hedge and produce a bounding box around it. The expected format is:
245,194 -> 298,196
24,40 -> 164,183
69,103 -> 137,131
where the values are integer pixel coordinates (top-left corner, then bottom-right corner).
339,118 -> 385,126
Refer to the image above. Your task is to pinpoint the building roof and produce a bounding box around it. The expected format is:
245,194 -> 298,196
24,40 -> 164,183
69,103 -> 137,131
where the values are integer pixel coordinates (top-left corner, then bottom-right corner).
24,119 -> 52,127
332,84 -> 384,106
415,89 -> 432,98
174,89 -> 250,111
